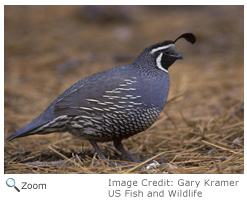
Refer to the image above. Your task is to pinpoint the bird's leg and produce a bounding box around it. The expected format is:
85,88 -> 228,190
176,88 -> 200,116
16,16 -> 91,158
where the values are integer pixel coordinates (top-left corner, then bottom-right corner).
114,140 -> 141,163
89,140 -> 106,159
89,140 -> 115,167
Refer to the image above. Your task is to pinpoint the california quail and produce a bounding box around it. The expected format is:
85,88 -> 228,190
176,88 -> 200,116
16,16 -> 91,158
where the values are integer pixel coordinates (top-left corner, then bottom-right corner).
6,33 -> 196,163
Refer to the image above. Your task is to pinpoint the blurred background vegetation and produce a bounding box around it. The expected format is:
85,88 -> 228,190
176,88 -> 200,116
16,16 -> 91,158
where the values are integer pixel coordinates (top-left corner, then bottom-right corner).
4,6 -> 243,174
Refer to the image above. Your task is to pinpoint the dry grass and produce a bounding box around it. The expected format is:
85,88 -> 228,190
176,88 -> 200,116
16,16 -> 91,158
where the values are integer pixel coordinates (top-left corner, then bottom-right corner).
4,5 -> 244,174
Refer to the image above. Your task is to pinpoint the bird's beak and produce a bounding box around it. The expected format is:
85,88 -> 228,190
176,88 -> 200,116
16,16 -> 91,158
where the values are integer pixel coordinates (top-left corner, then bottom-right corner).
170,46 -> 183,60
175,52 -> 183,60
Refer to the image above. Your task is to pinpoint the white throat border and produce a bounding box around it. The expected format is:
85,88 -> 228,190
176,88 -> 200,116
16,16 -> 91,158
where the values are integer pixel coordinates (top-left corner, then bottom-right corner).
156,53 -> 168,73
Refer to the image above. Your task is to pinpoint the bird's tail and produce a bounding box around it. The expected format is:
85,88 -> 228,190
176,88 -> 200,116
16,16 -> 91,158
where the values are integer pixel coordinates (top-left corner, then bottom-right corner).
5,106 -> 64,141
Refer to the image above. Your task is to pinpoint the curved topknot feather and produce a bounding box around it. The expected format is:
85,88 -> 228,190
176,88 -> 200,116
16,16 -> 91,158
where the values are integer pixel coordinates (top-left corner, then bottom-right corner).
174,33 -> 196,44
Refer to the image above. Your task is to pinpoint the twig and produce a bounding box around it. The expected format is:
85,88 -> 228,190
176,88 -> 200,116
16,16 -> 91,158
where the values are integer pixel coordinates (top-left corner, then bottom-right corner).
25,160 -> 67,166
201,140 -> 243,155
124,151 -> 168,173
48,146 -> 84,169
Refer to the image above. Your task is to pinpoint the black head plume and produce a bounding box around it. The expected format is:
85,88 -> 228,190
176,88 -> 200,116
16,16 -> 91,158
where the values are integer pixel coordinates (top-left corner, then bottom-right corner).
174,33 -> 196,44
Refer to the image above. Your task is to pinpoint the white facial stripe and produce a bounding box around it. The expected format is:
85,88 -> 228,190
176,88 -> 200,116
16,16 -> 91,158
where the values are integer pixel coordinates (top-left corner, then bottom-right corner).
150,44 -> 175,54
156,53 -> 168,73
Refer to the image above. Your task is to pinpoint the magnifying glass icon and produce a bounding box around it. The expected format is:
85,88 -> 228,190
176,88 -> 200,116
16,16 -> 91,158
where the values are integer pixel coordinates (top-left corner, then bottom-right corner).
6,178 -> 20,192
